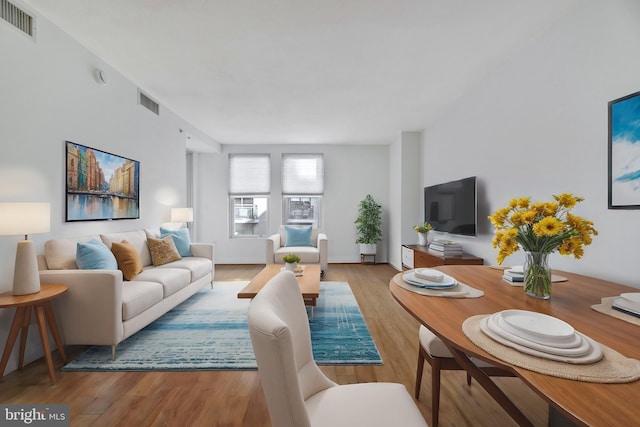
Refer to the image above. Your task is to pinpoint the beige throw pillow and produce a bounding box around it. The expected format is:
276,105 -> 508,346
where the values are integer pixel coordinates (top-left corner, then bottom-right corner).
110,240 -> 144,281
147,235 -> 182,266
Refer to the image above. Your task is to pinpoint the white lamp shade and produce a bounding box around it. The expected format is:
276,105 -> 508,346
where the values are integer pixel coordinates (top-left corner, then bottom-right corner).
0,202 -> 51,236
171,207 -> 193,223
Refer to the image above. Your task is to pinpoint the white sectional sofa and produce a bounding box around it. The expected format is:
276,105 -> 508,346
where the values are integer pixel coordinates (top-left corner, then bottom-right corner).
37,229 -> 214,359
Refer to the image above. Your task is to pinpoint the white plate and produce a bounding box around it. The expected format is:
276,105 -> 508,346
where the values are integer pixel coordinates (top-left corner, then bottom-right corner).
500,310 -> 575,343
488,314 -> 590,356
402,271 -> 457,289
480,318 -> 603,364
612,297 -> 640,316
620,293 -> 640,304
494,313 -> 581,348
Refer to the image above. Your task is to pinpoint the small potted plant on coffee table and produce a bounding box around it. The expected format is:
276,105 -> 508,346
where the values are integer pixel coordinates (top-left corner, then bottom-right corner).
282,253 -> 301,272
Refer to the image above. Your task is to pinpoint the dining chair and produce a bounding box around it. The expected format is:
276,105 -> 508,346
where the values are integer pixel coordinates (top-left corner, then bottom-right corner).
248,271 -> 429,427
416,325 -> 513,427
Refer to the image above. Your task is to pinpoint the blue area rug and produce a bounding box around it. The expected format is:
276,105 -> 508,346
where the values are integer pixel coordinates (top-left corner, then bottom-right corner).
62,281 -> 382,371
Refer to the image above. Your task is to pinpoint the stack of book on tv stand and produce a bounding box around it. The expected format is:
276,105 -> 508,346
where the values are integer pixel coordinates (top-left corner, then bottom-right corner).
428,240 -> 463,257
502,267 -> 524,285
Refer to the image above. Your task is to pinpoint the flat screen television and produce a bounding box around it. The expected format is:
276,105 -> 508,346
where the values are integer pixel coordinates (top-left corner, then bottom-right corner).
424,176 -> 477,237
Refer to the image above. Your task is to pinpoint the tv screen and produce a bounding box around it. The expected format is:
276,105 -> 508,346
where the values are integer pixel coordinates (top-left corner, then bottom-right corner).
424,176 -> 477,237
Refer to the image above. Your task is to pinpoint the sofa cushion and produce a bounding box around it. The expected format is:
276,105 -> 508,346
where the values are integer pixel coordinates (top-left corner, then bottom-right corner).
160,227 -> 192,257
111,240 -> 144,281
101,230 -> 152,267
76,239 -> 118,270
284,225 -> 314,247
279,226 -> 318,248
275,246 -> 319,264
135,267 -> 191,298
157,257 -> 212,282
121,281 -> 164,321
147,235 -> 182,266
44,235 -> 101,270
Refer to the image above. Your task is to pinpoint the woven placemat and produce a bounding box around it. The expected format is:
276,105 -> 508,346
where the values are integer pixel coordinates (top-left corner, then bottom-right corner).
462,314 -> 640,383
591,297 -> 640,326
393,274 -> 483,298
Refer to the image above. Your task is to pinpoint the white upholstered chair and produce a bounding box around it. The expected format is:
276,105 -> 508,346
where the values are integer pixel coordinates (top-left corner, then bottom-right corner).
266,226 -> 328,273
248,271 -> 428,427
416,325 -> 513,427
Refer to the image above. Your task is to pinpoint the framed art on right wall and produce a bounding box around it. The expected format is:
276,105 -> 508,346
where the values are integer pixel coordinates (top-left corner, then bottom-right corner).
608,90 -> 640,209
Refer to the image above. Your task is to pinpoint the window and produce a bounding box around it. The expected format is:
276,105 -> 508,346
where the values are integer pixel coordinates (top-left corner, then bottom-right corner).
282,154 -> 323,227
229,154 -> 270,237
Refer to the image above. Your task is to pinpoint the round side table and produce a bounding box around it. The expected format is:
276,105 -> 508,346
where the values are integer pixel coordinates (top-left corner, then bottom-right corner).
0,283 -> 69,383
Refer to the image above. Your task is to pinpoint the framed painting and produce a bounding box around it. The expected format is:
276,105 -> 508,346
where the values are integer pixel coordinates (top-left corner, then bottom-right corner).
608,91 -> 640,209
65,141 -> 140,221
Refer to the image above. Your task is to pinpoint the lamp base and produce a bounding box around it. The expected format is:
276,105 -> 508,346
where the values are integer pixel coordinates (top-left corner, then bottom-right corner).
13,240 -> 41,296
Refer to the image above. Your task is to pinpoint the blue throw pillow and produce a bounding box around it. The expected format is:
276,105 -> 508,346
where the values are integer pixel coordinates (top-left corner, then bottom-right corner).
160,227 -> 192,257
285,226 -> 313,247
76,239 -> 118,270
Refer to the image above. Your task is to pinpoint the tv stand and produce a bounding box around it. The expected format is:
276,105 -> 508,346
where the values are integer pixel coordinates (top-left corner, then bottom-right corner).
402,244 -> 483,269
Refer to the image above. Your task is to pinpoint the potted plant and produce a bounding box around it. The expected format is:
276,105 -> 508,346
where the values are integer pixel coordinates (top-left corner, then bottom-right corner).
354,194 -> 383,255
414,221 -> 432,246
282,253 -> 301,272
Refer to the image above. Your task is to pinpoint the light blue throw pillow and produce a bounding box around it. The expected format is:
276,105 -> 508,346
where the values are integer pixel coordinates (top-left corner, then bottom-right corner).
160,227 -> 192,257
285,226 -> 313,247
76,239 -> 118,270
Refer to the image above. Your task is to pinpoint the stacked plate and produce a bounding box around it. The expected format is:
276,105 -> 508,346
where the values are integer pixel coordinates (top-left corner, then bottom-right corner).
480,309 -> 603,364
403,268 -> 457,289
612,293 -> 640,319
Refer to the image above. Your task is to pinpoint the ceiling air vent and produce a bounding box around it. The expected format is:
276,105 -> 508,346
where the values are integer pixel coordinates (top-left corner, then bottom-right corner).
138,90 -> 160,115
1,0 -> 34,38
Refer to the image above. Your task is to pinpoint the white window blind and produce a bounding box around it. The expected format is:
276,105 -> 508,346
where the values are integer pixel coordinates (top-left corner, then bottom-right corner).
282,154 -> 324,195
229,154 -> 270,195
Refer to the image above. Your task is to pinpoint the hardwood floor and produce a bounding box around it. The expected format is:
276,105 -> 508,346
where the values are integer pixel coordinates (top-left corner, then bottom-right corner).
0,264 -> 548,426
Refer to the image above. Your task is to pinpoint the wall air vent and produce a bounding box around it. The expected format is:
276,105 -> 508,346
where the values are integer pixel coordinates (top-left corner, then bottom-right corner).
1,0 -> 34,38
138,90 -> 160,115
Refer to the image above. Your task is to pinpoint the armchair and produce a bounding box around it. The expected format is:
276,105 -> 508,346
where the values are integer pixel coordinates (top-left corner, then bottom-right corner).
266,226 -> 328,273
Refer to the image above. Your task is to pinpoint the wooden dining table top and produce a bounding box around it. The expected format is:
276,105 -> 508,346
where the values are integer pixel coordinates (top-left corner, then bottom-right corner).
389,265 -> 640,427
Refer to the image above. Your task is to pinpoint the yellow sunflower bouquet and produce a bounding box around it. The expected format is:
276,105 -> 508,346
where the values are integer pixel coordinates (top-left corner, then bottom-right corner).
488,193 -> 597,298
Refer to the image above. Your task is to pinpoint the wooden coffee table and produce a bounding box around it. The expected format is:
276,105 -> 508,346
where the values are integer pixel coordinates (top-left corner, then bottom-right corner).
238,264 -> 321,316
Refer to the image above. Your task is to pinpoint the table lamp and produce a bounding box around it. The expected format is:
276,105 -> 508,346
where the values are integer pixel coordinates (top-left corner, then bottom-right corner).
0,202 -> 51,295
171,207 -> 193,224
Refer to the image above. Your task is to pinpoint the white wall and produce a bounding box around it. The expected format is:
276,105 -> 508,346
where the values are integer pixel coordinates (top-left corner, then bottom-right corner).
0,13 -> 216,373
388,132 -> 421,270
421,0 -> 640,287
195,144 -> 390,264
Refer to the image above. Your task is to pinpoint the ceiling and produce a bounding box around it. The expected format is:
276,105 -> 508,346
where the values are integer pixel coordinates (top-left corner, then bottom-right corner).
23,0 -> 575,148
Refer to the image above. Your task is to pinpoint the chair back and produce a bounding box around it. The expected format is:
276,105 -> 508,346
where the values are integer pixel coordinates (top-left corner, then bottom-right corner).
248,271 -> 334,427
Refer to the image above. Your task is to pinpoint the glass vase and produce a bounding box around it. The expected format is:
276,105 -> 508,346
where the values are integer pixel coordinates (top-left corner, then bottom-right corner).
524,251 -> 551,299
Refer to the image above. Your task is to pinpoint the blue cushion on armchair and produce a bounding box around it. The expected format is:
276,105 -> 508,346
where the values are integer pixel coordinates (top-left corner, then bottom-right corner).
284,226 -> 314,247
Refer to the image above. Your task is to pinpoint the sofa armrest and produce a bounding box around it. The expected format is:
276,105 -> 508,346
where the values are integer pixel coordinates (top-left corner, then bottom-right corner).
317,233 -> 328,272
39,269 -> 125,346
266,234 -> 280,264
190,242 -> 215,262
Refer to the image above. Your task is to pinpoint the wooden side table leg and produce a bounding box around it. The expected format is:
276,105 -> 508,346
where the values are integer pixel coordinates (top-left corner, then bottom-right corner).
34,305 -> 56,383
0,307 -> 28,378
18,306 -> 32,370
43,301 -> 67,363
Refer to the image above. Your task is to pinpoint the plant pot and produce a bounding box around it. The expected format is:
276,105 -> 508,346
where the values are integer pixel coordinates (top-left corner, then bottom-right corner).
359,243 -> 377,255
285,262 -> 298,272
417,232 -> 427,246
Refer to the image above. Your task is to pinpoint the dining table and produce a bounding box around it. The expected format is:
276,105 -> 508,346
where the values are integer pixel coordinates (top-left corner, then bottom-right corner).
389,265 -> 640,427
